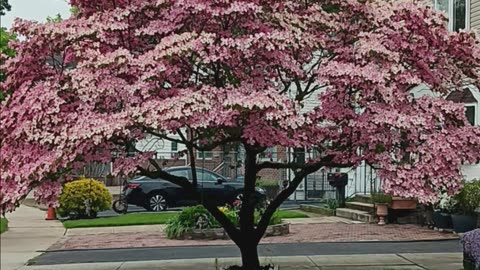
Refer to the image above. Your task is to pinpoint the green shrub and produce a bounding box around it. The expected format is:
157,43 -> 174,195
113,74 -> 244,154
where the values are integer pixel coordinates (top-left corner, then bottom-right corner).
58,177 -> 112,219
455,180 -> 480,215
0,218 -> 8,234
165,205 -> 220,239
268,211 -> 282,225
165,205 -> 283,239
371,192 -> 392,204
325,199 -> 339,210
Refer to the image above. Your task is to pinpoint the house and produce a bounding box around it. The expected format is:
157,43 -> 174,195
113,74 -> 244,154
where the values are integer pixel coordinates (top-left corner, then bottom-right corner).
290,0 -> 480,201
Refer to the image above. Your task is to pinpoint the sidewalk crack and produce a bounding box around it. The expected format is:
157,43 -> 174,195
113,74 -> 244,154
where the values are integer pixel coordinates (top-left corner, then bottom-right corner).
306,256 -> 322,270
396,254 -> 429,270
115,261 -> 125,270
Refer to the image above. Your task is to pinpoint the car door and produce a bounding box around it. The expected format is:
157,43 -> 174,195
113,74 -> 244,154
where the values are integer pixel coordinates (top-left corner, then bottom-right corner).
195,169 -> 227,205
166,168 -> 192,206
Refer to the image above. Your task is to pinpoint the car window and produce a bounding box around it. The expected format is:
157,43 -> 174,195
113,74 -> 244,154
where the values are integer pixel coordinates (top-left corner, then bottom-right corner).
168,169 -> 189,179
195,170 -> 218,182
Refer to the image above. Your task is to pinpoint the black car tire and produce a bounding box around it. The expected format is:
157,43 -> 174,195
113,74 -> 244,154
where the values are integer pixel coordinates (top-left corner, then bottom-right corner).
146,192 -> 168,212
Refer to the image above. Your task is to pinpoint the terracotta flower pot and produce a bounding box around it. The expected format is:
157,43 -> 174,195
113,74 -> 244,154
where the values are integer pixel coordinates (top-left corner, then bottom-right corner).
376,203 -> 388,225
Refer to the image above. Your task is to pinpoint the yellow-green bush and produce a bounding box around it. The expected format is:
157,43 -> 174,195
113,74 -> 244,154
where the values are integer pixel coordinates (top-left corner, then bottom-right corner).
58,178 -> 112,219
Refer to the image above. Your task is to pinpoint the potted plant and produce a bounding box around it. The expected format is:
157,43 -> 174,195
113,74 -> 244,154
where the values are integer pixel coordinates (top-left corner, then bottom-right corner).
452,180 -> 480,233
461,229 -> 480,270
432,192 -> 456,230
371,193 -> 392,225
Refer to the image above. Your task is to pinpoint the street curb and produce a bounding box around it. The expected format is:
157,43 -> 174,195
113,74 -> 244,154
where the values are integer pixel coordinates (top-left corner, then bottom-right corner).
41,238 -> 460,253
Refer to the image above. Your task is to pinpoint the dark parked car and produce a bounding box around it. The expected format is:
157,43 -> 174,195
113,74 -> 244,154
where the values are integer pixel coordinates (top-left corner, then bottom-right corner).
123,166 -> 267,212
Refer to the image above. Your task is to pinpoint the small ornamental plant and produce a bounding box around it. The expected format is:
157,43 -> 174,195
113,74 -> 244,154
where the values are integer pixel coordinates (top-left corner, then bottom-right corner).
371,193 -> 393,205
455,181 -> 480,216
435,192 -> 457,213
462,229 -> 480,270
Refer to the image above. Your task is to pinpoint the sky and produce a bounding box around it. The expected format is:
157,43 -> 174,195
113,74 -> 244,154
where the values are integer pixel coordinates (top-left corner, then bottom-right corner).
0,0 -> 71,30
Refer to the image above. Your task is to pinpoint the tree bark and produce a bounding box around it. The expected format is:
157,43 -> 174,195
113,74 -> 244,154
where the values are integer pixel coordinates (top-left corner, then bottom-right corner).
239,146 -> 257,237
240,240 -> 261,270
238,146 -> 261,269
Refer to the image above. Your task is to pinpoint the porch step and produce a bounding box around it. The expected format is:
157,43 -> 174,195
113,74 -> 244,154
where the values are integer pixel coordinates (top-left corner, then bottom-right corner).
352,194 -> 372,204
335,208 -> 374,223
345,201 -> 375,213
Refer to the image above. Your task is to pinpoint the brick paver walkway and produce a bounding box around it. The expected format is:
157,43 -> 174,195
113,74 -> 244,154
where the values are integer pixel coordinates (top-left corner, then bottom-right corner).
49,224 -> 458,251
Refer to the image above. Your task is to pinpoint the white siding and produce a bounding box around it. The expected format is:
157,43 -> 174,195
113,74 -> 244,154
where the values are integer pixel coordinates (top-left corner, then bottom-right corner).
471,0 -> 480,30
136,134 -> 187,160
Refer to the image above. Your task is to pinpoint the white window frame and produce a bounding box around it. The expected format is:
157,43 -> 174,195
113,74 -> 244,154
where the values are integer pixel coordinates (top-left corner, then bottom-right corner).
196,150 -> 213,160
433,0 -> 470,31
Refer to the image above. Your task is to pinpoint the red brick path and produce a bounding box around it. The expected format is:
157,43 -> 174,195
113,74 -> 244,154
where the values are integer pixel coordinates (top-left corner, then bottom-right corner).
49,223 -> 458,251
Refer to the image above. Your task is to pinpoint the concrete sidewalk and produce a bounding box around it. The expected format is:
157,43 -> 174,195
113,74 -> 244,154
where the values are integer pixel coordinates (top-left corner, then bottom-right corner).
18,253 -> 463,270
1,206 -> 65,270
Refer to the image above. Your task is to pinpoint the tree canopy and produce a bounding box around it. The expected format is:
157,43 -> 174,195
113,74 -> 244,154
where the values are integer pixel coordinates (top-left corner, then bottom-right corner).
1,1 -> 480,267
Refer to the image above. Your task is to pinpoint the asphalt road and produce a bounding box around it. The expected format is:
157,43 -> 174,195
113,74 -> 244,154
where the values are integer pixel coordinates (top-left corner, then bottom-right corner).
30,240 -> 462,265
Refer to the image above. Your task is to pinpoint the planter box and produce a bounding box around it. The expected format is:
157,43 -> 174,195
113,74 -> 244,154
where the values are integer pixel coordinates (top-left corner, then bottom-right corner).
172,223 -> 290,240
390,197 -> 417,210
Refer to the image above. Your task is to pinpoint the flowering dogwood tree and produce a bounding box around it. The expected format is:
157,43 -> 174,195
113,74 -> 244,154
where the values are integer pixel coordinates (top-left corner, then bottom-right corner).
2,0 -> 480,268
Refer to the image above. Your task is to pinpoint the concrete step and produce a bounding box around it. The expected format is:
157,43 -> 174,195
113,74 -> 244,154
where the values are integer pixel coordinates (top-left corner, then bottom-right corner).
335,208 -> 374,223
345,201 -> 375,213
352,194 -> 372,204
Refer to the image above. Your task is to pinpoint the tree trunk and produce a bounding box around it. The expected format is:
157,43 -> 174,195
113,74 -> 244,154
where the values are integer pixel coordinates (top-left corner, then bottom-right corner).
240,241 -> 261,270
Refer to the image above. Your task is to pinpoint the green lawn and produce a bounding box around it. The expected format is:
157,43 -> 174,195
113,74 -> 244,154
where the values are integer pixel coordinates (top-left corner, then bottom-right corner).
275,210 -> 309,219
63,210 -> 308,229
0,218 -> 8,234
63,212 -> 179,229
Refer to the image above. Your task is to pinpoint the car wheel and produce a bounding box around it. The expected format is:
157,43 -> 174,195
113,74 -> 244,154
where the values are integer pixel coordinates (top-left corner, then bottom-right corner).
147,193 -> 168,212
112,199 -> 128,214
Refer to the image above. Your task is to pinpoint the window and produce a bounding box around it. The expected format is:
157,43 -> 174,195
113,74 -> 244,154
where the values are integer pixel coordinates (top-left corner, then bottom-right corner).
168,169 -> 189,179
197,150 -> 213,160
466,106 -> 476,126
433,0 -> 469,32
454,0 -> 467,31
170,142 -> 178,158
195,170 -> 218,182
171,142 -> 178,152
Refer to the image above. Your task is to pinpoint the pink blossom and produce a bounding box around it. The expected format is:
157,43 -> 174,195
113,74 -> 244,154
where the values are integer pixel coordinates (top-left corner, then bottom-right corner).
1,0 -> 480,213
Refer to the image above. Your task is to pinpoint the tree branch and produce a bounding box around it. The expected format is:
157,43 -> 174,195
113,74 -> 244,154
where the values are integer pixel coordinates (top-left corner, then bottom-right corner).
195,136 -> 240,151
136,161 -> 241,244
254,166 -> 316,242
256,158 -> 353,172
254,156 -> 353,241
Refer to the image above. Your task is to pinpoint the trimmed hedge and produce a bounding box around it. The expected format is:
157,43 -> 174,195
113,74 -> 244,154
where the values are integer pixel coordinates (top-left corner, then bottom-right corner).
58,178 -> 112,219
